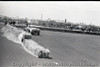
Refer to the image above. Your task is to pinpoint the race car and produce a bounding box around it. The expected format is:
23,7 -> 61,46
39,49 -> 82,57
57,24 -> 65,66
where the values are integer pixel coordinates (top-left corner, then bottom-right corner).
24,26 -> 40,35
38,49 -> 50,58
18,32 -> 32,42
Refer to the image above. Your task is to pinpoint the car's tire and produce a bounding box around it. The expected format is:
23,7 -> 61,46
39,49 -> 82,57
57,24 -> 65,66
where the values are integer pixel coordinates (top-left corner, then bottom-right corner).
21,38 -> 24,42
37,32 -> 40,35
44,52 -> 49,58
43,53 -> 46,58
38,51 -> 44,58
31,32 -> 34,35
46,52 -> 49,58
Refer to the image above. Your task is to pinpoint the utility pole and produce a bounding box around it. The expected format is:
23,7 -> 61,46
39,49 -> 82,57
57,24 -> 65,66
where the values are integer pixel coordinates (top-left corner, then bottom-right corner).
65,19 -> 67,23
5,16 -> 7,25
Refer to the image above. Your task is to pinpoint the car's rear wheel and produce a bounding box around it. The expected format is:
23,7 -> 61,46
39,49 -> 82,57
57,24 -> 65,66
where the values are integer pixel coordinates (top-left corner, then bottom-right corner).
37,32 -> 40,35
21,38 -> 24,42
38,51 -> 44,58
44,52 -> 49,58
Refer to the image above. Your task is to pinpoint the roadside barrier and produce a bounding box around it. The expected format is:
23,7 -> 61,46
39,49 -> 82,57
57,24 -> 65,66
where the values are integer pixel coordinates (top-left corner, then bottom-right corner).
1,24 -> 50,58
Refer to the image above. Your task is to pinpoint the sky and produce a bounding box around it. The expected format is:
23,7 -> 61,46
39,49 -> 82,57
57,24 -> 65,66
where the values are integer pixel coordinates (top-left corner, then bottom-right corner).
0,1 -> 100,26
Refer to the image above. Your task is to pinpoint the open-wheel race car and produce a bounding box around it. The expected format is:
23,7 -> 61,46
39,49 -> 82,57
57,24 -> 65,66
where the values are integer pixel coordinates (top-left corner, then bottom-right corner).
38,48 -> 50,58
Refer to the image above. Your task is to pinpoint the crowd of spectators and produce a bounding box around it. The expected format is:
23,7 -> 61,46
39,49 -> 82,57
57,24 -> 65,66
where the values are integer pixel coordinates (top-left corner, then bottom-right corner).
1,15 -> 100,35
38,20 -> 100,34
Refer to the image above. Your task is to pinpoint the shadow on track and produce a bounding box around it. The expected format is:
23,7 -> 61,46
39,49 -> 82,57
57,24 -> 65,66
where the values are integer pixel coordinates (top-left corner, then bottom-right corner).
39,56 -> 53,59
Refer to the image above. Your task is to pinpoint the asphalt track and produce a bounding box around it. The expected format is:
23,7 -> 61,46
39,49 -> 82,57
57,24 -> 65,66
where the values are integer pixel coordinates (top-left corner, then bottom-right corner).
32,31 -> 100,63
1,27 -> 100,67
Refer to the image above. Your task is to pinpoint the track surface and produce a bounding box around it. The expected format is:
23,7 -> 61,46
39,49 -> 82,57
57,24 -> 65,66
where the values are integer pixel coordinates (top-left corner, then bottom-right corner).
0,26 -> 100,67
32,31 -> 100,63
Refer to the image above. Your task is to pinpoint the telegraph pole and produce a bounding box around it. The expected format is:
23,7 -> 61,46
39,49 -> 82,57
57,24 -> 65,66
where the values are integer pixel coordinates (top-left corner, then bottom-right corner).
65,19 -> 67,23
